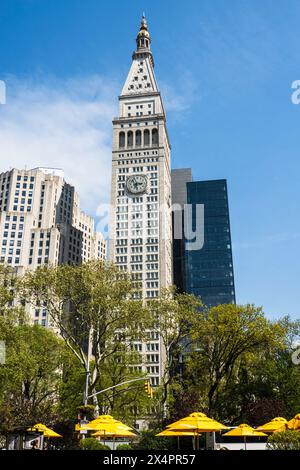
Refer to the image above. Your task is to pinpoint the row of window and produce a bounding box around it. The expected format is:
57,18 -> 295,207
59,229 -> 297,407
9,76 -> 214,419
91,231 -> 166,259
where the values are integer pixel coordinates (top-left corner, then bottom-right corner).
1,248 -> 21,256
117,157 -> 159,166
116,245 -> 158,254
118,151 -> 158,158
118,165 -> 157,173
16,175 -> 35,182
115,237 -> 158,246
29,257 -> 49,265
119,129 -> 158,148
117,220 -> 159,228
116,229 -> 159,237
116,254 -> 159,262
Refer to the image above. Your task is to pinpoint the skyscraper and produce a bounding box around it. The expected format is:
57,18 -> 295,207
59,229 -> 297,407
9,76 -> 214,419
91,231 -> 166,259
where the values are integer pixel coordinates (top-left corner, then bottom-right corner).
0,167 -> 106,324
109,16 -> 173,385
171,170 -> 235,307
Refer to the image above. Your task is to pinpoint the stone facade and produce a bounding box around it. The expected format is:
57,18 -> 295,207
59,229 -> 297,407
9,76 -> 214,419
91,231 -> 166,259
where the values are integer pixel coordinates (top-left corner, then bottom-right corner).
108,16 -> 173,385
0,167 -> 106,325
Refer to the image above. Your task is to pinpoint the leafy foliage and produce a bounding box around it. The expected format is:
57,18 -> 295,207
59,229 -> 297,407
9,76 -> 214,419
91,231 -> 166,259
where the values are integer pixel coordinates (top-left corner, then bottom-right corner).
170,304 -> 298,424
20,261 -> 151,413
116,443 -> 133,450
0,321 -> 65,432
131,431 -> 172,450
267,431 -> 300,450
79,438 -> 110,450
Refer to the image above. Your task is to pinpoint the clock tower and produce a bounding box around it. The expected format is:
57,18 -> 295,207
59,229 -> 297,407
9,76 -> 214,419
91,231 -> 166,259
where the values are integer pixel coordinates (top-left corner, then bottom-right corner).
109,15 -> 173,386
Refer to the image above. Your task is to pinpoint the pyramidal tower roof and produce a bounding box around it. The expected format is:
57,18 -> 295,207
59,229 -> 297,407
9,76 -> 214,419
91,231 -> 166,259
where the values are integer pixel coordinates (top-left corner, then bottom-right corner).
121,14 -> 159,96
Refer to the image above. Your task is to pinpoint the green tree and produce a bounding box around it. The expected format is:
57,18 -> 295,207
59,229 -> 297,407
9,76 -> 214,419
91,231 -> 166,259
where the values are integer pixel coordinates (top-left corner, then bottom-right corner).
21,261 -> 151,415
0,321 -> 65,432
183,304 -> 286,417
0,264 -> 25,321
147,289 -> 202,410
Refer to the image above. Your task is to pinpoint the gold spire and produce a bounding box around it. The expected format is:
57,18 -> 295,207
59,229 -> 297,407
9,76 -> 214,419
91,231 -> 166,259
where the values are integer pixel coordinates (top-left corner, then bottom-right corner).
141,13 -> 147,29
136,13 -> 151,49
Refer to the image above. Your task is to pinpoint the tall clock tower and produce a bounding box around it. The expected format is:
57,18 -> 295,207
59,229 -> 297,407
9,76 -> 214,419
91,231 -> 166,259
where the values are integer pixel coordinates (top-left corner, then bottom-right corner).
109,15 -> 173,385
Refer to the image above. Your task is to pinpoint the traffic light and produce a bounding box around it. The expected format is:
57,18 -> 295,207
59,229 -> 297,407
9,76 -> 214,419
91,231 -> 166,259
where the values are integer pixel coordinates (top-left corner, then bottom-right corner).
144,380 -> 154,399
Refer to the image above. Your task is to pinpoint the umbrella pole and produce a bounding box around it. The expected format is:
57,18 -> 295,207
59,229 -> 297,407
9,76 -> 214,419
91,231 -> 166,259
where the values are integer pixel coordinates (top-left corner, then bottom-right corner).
244,437 -> 247,451
177,436 -> 180,450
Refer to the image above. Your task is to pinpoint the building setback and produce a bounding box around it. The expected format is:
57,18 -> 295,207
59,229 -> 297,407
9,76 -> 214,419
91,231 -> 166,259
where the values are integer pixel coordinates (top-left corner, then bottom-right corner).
172,170 -> 235,307
171,168 -> 192,293
0,167 -> 106,325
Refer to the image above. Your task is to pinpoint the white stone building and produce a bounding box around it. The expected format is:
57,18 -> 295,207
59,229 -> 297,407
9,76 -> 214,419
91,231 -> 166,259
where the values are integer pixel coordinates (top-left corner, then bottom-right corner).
108,16 -> 173,385
0,167 -> 106,325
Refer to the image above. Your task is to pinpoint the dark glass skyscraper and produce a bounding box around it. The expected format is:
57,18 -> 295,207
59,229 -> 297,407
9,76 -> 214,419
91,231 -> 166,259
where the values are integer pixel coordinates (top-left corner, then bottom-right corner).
171,170 -> 235,307
185,179 -> 235,306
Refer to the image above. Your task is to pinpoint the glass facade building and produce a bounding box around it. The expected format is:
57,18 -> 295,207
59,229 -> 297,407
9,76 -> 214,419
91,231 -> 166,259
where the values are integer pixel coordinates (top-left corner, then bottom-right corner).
185,179 -> 235,307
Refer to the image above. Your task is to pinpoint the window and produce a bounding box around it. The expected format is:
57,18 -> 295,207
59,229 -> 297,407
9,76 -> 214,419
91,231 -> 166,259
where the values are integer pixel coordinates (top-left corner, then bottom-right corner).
152,128 -> 158,145
127,131 -> 133,147
144,129 -> 150,145
119,131 -> 125,148
135,129 -> 142,146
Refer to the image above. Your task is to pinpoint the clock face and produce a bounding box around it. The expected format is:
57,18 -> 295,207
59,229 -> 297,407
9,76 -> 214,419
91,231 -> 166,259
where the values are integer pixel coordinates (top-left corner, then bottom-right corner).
126,175 -> 148,194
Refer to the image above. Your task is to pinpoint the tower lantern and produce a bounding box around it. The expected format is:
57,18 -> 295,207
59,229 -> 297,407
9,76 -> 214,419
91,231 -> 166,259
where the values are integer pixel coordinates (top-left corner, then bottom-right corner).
136,14 -> 151,51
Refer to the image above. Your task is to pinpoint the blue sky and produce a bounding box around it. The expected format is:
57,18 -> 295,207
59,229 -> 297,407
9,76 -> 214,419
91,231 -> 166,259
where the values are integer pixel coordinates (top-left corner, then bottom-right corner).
0,0 -> 299,319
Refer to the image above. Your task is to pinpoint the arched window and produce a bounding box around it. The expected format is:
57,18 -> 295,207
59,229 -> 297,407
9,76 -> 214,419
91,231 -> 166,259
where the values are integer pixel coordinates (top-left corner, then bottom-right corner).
127,131 -> 133,147
152,128 -> 158,145
119,131 -> 125,148
136,130 -> 142,146
144,129 -> 150,146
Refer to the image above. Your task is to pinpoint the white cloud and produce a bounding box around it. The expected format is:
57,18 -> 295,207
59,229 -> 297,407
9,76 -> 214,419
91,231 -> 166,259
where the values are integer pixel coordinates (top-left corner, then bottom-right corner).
0,72 -> 196,224
0,75 -> 119,216
160,71 -> 200,116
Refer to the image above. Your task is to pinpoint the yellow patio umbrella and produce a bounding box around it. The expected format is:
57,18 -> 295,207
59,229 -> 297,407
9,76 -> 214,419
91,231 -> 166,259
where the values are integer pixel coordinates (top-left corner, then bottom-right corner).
167,412 -> 228,432
223,424 -> 267,450
256,417 -> 288,433
157,429 -> 201,437
88,419 -> 137,450
79,414 -> 133,432
165,412 -> 228,450
286,413 -> 300,431
27,423 -> 62,438
274,413 -> 300,433
79,414 -> 137,448
92,429 -> 137,438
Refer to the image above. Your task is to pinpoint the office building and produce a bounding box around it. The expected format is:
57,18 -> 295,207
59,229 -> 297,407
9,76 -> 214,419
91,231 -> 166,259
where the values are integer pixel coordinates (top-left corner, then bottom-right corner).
108,16 -> 173,385
171,170 -> 235,307
0,167 -> 106,324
